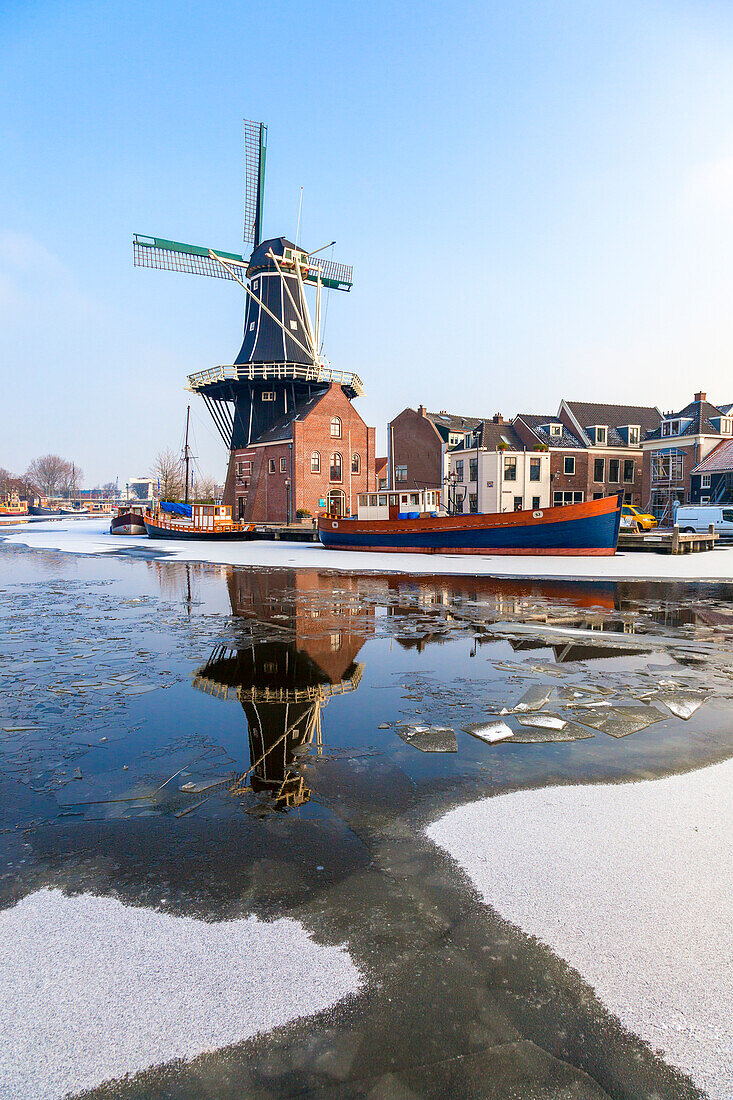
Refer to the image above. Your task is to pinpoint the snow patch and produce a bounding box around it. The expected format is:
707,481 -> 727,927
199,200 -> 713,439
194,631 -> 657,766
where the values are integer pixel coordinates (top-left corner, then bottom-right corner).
0,889 -> 361,1100
427,759 -> 733,1099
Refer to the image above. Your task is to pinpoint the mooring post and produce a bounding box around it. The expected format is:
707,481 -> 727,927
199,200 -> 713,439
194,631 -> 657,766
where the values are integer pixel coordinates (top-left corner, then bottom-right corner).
672,524 -> 680,554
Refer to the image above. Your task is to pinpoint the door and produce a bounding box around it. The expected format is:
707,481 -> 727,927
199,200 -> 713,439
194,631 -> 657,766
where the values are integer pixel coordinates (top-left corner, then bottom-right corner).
327,489 -> 345,517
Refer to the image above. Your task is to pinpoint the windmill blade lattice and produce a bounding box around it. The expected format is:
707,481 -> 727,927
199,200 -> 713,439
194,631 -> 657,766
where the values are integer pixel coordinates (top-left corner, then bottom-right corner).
305,255 -> 353,291
133,235 -> 247,280
243,118 -> 267,249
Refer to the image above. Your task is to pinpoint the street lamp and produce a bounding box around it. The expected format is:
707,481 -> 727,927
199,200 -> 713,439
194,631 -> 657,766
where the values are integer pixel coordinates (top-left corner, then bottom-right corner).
284,478 -> 291,526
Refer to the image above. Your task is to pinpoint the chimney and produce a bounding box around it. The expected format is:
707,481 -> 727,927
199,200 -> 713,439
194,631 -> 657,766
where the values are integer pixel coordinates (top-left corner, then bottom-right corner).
418,404 -> 426,417
695,392 -> 706,403
492,413 -> 504,424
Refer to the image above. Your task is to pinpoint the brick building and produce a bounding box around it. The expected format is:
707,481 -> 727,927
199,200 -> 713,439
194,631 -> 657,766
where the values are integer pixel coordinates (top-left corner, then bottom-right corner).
447,419 -> 551,513
223,382 -> 375,522
388,406 -> 482,490
513,414 -> 587,507
642,393 -> 733,519
557,400 -> 661,506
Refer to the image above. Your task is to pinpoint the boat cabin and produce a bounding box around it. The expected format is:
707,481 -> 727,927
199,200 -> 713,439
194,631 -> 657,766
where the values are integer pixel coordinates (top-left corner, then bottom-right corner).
356,488 -> 443,521
190,504 -> 233,529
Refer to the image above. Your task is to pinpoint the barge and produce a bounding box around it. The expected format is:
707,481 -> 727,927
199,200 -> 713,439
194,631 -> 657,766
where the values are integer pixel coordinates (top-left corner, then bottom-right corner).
318,490 -> 621,556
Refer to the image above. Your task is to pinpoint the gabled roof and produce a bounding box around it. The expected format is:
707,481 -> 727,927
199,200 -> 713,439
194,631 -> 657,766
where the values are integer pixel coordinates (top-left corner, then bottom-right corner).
562,400 -> 661,447
515,413 -> 584,449
691,437 -> 733,475
646,397 -> 727,441
450,421 -> 524,452
252,390 -> 329,445
426,410 -> 483,439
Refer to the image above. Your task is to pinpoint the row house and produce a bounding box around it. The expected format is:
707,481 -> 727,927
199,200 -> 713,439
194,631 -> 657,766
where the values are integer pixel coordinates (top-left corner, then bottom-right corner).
642,393 -> 733,519
446,419 -> 551,514
557,400 -> 661,506
387,406 -> 482,490
224,383 -> 375,522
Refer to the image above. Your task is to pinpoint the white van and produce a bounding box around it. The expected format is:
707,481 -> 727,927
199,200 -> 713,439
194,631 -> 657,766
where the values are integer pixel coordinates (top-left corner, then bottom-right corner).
674,505 -> 733,538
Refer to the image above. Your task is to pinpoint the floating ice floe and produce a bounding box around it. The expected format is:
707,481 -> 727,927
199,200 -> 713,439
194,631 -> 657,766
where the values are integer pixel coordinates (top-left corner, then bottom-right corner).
511,720 -> 594,744
654,691 -> 707,720
0,889 -> 361,1100
463,720 -> 514,744
515,713 -> 566,730
502,685 -> 554,714
573,705 -> 666,738
397,726 -> 457,752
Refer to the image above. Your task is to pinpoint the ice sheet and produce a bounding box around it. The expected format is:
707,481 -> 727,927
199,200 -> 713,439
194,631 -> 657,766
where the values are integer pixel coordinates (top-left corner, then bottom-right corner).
5,518 -> 733,583
427,759 -> 733,1099
0,889 -> 361,1100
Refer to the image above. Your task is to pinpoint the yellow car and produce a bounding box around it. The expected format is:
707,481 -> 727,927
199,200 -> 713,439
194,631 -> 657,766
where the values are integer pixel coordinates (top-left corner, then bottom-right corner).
621,504 -> 658,531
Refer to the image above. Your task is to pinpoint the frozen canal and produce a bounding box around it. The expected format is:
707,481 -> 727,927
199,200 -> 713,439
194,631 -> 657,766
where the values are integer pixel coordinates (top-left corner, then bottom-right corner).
0,536 -> 731,1098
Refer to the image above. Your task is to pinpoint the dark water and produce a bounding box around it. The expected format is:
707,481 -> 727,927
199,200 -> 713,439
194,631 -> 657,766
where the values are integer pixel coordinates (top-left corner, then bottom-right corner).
1,542 -> 731,1098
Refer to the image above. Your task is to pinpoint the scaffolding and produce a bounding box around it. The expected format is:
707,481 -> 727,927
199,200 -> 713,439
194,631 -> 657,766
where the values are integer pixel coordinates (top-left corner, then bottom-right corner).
647,448 -> 686,525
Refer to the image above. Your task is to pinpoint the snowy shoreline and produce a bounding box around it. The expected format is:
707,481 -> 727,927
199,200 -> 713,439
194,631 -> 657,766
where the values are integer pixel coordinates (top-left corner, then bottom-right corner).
427,758 -> 733,1100
2,517 -> 733,583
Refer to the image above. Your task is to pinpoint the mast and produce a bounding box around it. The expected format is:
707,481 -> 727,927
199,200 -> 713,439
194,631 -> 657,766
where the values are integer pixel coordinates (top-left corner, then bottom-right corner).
184,405 -> 191,505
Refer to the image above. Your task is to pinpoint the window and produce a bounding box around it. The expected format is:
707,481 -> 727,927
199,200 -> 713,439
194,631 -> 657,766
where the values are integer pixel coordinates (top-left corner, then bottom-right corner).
554,491 -> 584,506
593,458 -> 605,481
608,458 -> 620,483
593,491 -> 604,500
628,426 -> 640,445
723,419 -> 732,434
289,320 -> 297,330
513,496 -> 523,511
351,453 -> 360,474
549,424 -> 562,437
268,459 -> 276,474
311,451 -> 320,474
504,457 -> 517,481
327,489 -> 345,516
378,494 -> 387,505
249,321 -> 255,331
723,510 -> 733,523
468,493 -> 478,513
330,416 -> 342,438
596,427 -> 607,445
701,496 -> 710,504
236,461 -> 244,477
564,456 -> 575,475
701,474 -> 711,488
410,493 -> 420,504
455,460 -> 464,481
623,459 -> 634,483
532,496 -> 540,509
395,464 -> 407,481
529,458 -> 541,482
280,457 -> 287,473
330,453 -> 343,482
469,458 -> 478,482
262,391 -> 275,401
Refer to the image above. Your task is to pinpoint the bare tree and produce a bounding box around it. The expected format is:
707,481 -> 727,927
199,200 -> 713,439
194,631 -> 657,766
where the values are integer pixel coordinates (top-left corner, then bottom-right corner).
25,455 -> 71,498
194,474 -> 220,502
151,448 -> 184,500
59,462 -> 83,498
0,467 -> 12,495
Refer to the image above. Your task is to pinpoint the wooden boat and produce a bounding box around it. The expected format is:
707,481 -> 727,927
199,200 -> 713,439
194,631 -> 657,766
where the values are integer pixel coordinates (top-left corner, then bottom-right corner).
0,491 -> 28,517
110,507 -> 147,535
318,491 -> 621,556
144,502 -> 255,541
59,504 -> 89,516
28,501 -> 62,516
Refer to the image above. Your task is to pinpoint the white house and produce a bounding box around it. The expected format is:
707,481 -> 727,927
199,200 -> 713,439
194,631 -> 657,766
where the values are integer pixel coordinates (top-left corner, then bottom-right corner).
445,419 -> 551,514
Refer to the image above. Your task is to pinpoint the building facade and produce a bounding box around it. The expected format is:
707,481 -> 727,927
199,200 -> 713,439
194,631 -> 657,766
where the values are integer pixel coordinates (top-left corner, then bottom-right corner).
388,406 -> 482,490
446,420 -> 551,513
223,383 -> 375,522
557,400 -> 661,506
642,393 -> 733,519
690,438 -> 733,505
513,414 -> 588,507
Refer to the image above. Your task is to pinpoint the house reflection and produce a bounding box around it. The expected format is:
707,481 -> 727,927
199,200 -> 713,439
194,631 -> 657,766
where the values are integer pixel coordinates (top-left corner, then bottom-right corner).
191,570 -> 372,810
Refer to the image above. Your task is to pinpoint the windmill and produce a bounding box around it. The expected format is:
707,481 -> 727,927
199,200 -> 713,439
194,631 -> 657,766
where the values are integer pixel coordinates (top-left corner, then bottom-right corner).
133,119 -> 363,453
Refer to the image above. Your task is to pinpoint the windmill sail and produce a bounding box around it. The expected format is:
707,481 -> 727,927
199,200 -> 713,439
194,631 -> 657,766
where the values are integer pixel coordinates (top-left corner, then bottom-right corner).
243,119 -> 267,250
133,236 -> 248,280
305,255 -> 353,291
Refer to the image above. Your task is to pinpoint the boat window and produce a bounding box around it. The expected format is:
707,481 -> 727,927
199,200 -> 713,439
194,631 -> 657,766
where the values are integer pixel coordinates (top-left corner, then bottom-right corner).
410,493 -> 419,504
379,494 -> 387,506
400,495 -> 408,504
389,494 -> 398,506
369,494 -> 377,506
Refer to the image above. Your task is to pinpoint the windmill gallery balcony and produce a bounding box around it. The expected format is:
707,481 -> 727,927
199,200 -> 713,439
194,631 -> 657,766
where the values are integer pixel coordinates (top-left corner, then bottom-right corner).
187,362 -> 365,400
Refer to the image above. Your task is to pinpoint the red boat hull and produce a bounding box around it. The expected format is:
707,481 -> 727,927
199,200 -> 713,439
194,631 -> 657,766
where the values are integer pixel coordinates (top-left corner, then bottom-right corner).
318,497 -> 621,556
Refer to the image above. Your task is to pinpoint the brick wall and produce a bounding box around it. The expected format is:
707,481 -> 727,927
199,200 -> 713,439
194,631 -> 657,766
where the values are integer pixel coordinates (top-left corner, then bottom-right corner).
389,408 -> 443,489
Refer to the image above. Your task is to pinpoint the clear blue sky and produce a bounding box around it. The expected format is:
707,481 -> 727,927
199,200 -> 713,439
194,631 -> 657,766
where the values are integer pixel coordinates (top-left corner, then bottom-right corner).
3,0 -> 733,485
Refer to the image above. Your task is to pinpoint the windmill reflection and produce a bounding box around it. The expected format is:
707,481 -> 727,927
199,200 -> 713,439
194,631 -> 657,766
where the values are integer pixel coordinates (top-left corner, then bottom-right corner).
192,570 -> 372,810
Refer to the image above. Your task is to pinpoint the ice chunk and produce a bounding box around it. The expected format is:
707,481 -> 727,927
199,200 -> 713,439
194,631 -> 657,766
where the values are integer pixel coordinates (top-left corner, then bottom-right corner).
511,685 -> 553,712
574,706 -> 666,738
516,713 -> 566,730
511,721 -> 594,743
464,720 -> 514,744
397,726 -> 457,753
655,692 -> 707,720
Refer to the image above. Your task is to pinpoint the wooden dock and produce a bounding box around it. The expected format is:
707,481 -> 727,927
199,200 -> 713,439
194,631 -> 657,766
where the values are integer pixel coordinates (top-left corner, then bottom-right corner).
251,522 -> 320,543
618,524 -> 718,554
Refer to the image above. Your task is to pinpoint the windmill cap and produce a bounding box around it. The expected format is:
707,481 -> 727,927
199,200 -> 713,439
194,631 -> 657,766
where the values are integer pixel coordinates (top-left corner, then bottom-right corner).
247,237 -> 299,277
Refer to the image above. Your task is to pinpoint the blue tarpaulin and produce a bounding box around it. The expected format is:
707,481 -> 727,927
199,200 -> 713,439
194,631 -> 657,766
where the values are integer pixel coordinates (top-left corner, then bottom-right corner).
161,501 -> 192,517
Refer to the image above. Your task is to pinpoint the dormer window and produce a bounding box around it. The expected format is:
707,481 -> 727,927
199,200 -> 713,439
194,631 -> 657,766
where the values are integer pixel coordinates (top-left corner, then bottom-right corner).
711,416 -> 732,434
662,419 -> 680,437
627,425 -> 640,445
549,424 -> 562,438
587,425 -> 607,445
